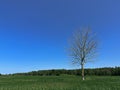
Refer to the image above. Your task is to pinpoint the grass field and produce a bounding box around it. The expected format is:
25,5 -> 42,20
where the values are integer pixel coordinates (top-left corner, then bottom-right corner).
0,75 -> 119,90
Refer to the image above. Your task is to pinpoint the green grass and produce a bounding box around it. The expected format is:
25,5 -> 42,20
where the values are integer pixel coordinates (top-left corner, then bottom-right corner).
0,75 -> 119,90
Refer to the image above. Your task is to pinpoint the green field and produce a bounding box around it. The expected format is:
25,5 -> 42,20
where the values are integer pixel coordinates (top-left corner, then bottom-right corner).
0,75 -> 119,90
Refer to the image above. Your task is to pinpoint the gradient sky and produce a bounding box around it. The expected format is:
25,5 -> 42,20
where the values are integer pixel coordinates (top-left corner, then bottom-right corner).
0,0 -> 120,74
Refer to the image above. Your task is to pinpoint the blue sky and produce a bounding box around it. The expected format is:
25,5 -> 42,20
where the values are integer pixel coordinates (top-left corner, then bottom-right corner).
0,0 -> 120,74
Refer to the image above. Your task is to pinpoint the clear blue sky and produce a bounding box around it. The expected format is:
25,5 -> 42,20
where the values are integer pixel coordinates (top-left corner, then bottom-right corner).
0,0 -> 120,74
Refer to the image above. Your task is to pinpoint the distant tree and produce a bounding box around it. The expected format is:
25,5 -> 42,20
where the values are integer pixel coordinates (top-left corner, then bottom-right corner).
68,28 -> 97,80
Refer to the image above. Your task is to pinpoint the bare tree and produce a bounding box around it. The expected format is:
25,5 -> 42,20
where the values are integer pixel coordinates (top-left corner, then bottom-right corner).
69,28 -> 97,80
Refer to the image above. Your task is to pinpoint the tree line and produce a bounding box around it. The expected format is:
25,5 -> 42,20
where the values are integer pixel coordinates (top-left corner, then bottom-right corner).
10,67 -> 120,76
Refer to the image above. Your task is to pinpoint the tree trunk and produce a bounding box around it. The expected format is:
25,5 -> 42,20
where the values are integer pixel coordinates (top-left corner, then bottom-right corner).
81,64 -> 85,80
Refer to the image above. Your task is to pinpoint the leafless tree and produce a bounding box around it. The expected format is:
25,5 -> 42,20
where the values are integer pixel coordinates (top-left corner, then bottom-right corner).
69,28 -> 97,80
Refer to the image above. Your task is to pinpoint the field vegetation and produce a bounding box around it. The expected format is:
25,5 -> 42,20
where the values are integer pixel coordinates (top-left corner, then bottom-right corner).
0,75 -> 119,90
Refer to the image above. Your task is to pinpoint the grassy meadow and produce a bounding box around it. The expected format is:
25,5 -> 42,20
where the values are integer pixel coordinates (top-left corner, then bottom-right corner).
0,75 -> 119,90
